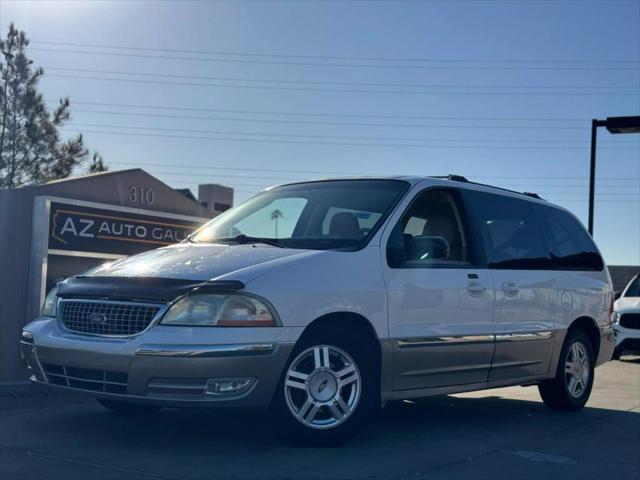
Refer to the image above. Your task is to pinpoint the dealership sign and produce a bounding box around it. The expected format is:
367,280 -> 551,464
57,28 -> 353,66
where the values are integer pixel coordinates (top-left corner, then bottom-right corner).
48,201 -> 204,255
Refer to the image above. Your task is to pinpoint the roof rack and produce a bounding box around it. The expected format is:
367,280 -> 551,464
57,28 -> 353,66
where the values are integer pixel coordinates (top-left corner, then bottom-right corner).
431,174 -> 545,201
430,174 -> 469,182
522,192 -> 543,199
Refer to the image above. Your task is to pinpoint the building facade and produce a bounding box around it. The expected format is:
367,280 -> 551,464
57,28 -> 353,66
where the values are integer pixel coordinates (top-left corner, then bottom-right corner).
0,169 -> 228,383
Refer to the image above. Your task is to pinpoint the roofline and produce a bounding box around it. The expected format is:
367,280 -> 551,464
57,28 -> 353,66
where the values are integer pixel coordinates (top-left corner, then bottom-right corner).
265,175 -> 544,201
427,175 -> 544,200
15,168 -> 145,188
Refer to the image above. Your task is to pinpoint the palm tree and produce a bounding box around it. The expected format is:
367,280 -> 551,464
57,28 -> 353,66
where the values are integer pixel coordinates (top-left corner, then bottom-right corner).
270,209 -> 283,238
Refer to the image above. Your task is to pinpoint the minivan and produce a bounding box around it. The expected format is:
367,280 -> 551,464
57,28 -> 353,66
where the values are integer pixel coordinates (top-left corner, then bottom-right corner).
21,176 -> 616,444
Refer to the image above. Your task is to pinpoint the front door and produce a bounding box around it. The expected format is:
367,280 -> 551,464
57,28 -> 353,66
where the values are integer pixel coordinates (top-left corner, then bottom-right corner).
384,188 -> 495,391
463,190 -> 556,382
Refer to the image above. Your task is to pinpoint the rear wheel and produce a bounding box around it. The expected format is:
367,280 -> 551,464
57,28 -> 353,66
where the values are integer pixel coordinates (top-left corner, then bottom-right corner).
96,398 -> 161,415
273,327 -> 378,445
538,329 -> 595,411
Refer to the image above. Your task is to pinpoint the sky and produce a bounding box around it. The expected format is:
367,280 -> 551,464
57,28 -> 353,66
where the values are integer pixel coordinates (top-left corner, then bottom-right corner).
1,0 -> 639,264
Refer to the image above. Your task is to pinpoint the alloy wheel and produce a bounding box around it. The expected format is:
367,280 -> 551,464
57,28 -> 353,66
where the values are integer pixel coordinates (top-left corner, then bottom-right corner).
565,341 -> 590,398
284,345 -> 361,430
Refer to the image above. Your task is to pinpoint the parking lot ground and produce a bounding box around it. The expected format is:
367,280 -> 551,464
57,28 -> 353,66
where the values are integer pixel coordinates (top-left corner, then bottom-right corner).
1,356 -> 639,480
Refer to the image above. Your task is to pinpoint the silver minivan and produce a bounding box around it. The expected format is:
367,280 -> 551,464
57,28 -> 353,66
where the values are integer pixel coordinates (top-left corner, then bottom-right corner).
21,176 -> 616,444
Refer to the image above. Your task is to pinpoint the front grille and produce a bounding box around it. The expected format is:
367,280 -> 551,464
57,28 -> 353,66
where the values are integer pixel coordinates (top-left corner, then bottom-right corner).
60,300 -> 163,336
42,363 -> 128,394
619,313 -> 640,330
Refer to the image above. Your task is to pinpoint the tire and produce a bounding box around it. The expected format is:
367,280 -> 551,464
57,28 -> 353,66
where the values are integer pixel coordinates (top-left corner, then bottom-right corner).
611,347 -> 623,361
538,329 -> 595,411
272,326 -> 378,446
96,398 -> 161,415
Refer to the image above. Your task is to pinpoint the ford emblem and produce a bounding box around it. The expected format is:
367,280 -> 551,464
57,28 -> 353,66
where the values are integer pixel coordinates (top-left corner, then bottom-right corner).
88,312 -> 108,324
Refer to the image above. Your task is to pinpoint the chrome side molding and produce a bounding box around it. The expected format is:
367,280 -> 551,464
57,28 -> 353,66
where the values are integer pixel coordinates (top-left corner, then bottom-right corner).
135,343 -> 277,358
495,331 -> 554,342
397,335 -> 494,347
397,331 -> 554,348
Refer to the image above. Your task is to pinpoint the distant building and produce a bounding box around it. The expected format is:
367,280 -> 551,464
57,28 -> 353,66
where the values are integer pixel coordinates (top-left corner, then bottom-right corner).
198,183 -> 234,216
609,265 -> 640,293
174,188 -> 198,202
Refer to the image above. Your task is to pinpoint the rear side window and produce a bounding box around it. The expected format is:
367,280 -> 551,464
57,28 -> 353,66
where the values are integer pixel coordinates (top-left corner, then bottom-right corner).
535,206 -> 604,271
464,190 -> 551,269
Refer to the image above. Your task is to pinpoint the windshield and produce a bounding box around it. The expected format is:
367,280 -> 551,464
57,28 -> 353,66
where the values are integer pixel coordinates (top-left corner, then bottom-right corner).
624,275 -> 640,297
191,179 -> 409,250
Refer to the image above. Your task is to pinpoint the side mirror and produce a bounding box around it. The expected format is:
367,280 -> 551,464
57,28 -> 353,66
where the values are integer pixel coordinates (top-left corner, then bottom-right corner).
614,290 -> 622,300
386,227 -> 409,267
408,235 -> 450,261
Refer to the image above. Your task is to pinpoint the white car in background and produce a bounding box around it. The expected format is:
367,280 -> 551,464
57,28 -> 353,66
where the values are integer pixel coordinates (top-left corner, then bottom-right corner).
613,274 -> 640,359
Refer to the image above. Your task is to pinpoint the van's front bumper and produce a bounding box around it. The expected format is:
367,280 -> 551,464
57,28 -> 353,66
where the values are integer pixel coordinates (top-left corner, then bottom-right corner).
20,317 -> 302,409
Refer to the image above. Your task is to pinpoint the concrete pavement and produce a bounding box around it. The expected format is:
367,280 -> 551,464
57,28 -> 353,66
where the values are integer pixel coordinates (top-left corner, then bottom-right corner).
1,356 -> 638,480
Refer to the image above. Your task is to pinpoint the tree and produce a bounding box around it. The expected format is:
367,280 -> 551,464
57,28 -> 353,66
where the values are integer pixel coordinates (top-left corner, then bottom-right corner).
0,24 -> 105,189
270,209 -> 283,238
88,152 -> 107,174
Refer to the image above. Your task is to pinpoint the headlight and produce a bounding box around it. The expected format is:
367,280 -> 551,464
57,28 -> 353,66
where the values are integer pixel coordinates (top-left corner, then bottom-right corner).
160,293 -> 278,327
41,286 -> 58,317
612,312 -> 620,325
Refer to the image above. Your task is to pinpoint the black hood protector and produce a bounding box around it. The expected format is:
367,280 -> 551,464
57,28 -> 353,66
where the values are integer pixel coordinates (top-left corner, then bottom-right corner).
57,276 -> 244,303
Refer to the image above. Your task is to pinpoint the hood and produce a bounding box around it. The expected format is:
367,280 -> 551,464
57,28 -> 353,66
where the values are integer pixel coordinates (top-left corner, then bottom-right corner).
87,243 -> 322,282
615,296 -> 640,313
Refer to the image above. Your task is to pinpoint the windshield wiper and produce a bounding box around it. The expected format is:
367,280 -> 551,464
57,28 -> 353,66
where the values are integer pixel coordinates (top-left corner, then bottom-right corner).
229,234 -> 287,248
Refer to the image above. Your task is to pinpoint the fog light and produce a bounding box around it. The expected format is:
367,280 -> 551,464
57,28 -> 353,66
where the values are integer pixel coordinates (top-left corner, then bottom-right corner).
204,377 -> 256,396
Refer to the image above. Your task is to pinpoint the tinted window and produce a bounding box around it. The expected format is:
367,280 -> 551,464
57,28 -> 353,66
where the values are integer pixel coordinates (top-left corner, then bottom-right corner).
465,191 -> 551,269
535,205 -> 604,271
387,189 -> 472,267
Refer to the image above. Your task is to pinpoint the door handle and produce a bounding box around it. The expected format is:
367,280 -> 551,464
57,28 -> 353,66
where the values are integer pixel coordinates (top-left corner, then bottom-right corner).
502,281 -> 519,297
467,281 -> 486,297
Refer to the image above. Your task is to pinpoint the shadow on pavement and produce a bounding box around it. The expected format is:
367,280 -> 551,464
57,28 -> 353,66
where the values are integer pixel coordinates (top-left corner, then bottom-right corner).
22,391 -> 639,449
2,362 -> 639,479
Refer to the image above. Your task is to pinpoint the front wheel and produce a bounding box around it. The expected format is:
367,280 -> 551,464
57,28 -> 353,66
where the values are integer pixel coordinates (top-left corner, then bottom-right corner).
273,329 -> 378,445
538,329 -> 595,411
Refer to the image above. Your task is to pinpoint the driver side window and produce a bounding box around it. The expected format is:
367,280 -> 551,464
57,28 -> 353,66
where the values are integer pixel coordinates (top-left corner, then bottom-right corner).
387,189 -> 472,268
